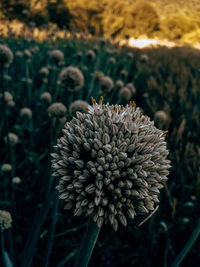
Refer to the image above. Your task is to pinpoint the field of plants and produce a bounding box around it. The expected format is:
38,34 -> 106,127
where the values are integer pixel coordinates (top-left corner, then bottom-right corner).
0,28 -> 200,267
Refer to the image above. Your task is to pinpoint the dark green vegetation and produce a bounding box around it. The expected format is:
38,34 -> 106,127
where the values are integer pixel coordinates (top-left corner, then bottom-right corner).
0,33 -> 200,267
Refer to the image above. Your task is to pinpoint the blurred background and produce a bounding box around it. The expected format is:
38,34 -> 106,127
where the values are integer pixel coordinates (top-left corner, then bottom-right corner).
0,1 -> 200,267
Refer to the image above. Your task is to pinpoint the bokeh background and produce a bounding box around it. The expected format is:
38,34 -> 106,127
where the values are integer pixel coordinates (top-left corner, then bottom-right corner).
0,1 -> 200,267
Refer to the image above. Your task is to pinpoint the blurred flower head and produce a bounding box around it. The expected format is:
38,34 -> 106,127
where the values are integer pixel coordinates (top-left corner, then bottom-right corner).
52,97 -> 171,230
69,100 -> 89,117
20,108 -> 32,119
4,91 -> 13,102
49,49 -> 64,65
8,133 -> 19,146
0,44 -> 13,67
40,92 -> 52,103
108,57 -> 116,65
59,66 -> 84,92
120,70 -> 129,78
39,67 -> 49,77
48,102 -> 67,118
86,50 -> 96,61
13,177 -> 21,184
99,76 -> 114,94
154,110 -> 169,129
0,210 -> 12,230
1,163 -> 12,172
119,87 -> 132,101
115,80 -> 124,89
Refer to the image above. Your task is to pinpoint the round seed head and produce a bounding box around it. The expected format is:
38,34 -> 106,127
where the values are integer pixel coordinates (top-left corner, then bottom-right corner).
4,75 -> 12,81
52,97 -> 171,231
0,210 -> 12,230
140,54 -> 149,63
8,133 -> 19,146
108,57 -> 116,65
86,50 -> 96,61
39,67 -> 49,77
4,91 -> 13,102
154,110 -> 169,129
40,92 -> 52,103
48,102 -> 67,118
15,51 -> 23,58
115,80 -> 124,89
119,87 -> 132,101
59,66 -> 84,92
0,44 -> 13,67
1,164 -> 12,172
13,177 -> 21,184
7,100 -> 15,108
120,70 -> 128,78
24,49 -> 32,58
49,49 -> 64,65
99,76 -> 114,93
69,100 -> 89,117
20,108 -> 32,119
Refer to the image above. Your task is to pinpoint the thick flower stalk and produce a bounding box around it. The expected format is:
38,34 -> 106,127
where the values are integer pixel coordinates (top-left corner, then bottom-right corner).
52,97 -> 171,231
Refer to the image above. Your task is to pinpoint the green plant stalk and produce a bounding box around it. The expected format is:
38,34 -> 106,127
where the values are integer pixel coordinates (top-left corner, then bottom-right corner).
0,230 -> 5,266
74,218 -> 101,267
57,249 -> 78,267
43,192 -> 59,267
86,46 -> 102,101
171,216 -> 200,267
20,190 -> 56,267
54,223 -> 87,238
25,61 -> 31,107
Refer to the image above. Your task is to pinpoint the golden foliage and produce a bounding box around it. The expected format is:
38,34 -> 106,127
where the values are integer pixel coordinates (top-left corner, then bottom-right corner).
160,13 -> 199,40
65,0 -> 105,34
102,0 -> 159,38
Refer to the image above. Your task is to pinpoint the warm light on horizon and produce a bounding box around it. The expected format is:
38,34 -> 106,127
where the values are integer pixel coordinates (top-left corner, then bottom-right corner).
128,38 -> 158,48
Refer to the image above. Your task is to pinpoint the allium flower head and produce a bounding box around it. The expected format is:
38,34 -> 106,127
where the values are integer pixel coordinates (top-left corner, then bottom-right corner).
0,44 -> 13,67
154,110 -> 169,129
13,177 -> 21,184
40,92 -> 52,103
69,100 -> 89,117
7,100 -> 15,108
119,87 -> 132,101
4,91 -> 13,102
86,50 -> 96,61
120,70 -> 129,78
140,54 -> 149,63
20,108 -> 32,119
39,67 -> 49,77
49,49 -> 64,65
59,66 -> 84,92
1,163 -> 12,172
52,97 -> 171,231
108,57 -> 116,65
23,49 -> 32,59
99,76 -> 114,93
0,210 -> 12,230
115,80 -> 124,89
48,102 -> 67,118
8,133 -> 19,146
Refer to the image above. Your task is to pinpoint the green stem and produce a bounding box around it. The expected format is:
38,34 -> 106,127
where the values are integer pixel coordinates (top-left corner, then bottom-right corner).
43,193 -> 59,267
54,223 -> 87,238
171,216 -> 200,267
0,230 -> 5,265
74,218 -> 101,267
